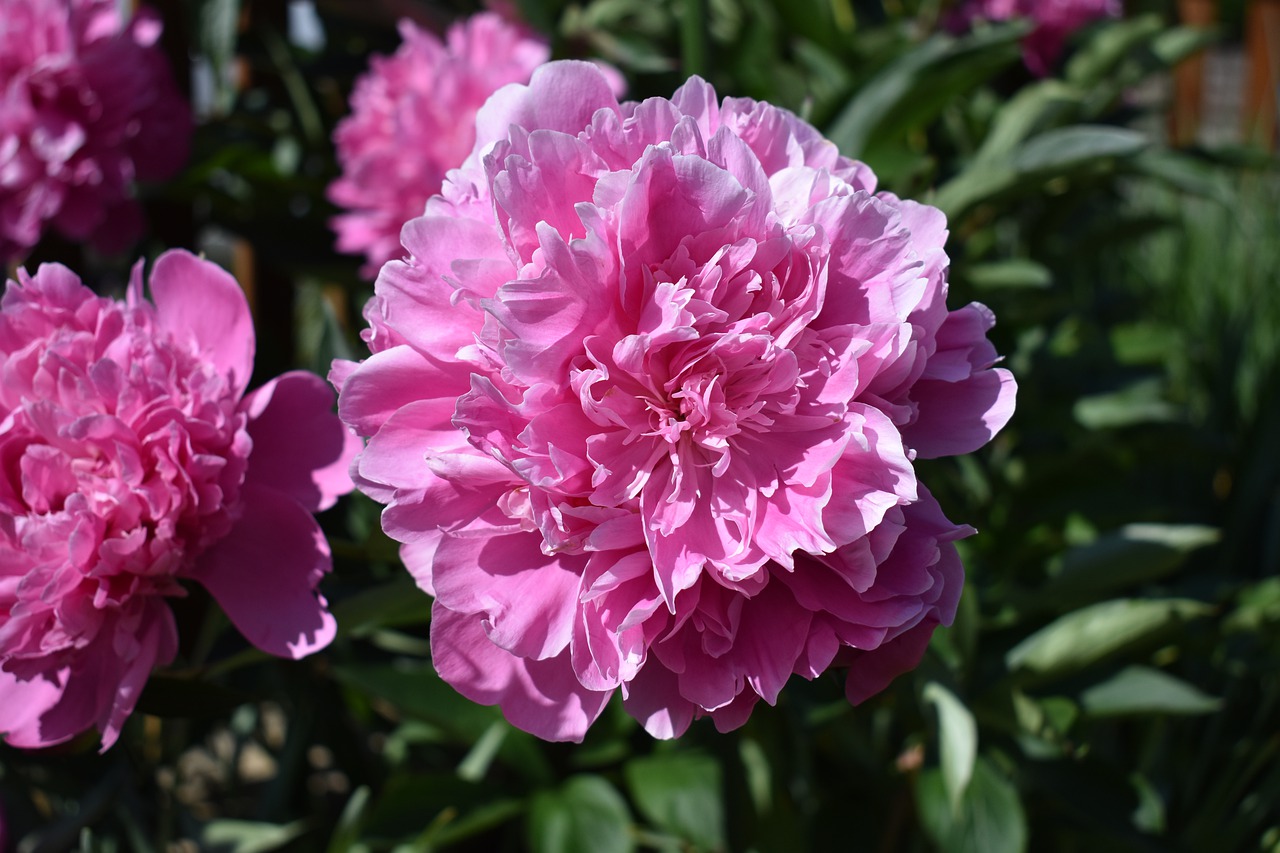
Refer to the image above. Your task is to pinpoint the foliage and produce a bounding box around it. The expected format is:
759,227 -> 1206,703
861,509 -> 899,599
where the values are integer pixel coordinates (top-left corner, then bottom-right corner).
2,1 -> 1277,852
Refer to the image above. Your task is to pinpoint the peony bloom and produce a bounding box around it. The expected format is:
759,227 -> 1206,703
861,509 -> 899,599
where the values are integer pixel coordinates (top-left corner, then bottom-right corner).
0,0 -> 192,264
327,12 -> 550,277
334,62 -> 1016,741
0,251 -> 359,750
949,0 -> 1122,75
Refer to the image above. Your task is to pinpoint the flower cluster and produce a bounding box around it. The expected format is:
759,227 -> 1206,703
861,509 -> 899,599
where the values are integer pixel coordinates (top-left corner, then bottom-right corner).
0,251 -> 358,750
949,0 -> 1121,75
336,61 -> 1017,740
0,0 -> 191,263
327,12 -> 550,277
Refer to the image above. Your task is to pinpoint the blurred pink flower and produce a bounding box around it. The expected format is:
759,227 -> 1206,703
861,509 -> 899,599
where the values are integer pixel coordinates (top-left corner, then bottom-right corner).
0,0 -> 192,263
334,62 -> 1016,741
950,0 -> 1122,75
0,251 -> 359,750
328,12 -> 550,277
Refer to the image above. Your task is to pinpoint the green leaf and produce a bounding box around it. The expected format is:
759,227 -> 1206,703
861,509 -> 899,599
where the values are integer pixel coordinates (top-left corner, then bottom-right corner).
201,819 -> 307,853
528,775 -> 635,853
972,80 -> 1083,167
826,25 -> 1025,159
625,751 -> 726,850
935,125 -> 1146,216
1064,14 -> 1164,86
1005,598 -> 1213,679
1073,378 -> 1180,428
198,0 -> 242,115
1042,524 -> 1220,600
332,576 -> 432,639
330,661 -> 502,741
326,787 -> 371,853
917,757 -> 1027,853
923,682 -> 978,816
1080,666 -> 1223,717
1010,125 -> 1148,175
1150,25 -> 1221,68
961,259 -> 1053,290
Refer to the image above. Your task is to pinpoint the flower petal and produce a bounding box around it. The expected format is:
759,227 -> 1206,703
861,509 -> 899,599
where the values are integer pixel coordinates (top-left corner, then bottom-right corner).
189,484 -> 336,659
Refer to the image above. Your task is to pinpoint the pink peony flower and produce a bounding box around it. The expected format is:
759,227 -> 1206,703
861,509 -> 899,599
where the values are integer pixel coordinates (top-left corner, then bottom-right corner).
334,61 -> 1017,741
0,0 -> 192,263
327,12 -> 550,278
0,250 -> 359,750
949,0 -> 1122,75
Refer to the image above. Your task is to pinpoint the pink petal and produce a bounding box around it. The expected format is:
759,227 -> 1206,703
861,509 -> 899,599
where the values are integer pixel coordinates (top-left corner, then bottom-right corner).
905,367 -> 1017,459
432,529 -> 584,661
189,484 -> 336,659
147,250 -> 255,398
243,371 -> 358,512
431,605 -> 611,742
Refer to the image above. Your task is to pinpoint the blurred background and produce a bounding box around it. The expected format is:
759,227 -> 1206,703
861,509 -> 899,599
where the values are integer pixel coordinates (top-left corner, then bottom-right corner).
2,0 -> 1278,850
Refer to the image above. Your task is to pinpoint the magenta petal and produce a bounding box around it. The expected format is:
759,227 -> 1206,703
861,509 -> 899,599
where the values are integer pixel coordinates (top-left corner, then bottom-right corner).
0,602 -> 176,750
0,666 -> 69,748
905,367 -> 1017,459
843,618 -> 937,705
243,371 -> 358,512
338,346 -> 455,436
190,484 -> 336,659
621,660 -> 695,739
431,605 -> 611,742
432,529 -> 583,660
147,250 -> 256,397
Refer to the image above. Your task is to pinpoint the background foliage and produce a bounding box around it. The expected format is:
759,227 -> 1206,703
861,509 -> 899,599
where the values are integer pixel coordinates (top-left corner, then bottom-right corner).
3,0 -> 1278,851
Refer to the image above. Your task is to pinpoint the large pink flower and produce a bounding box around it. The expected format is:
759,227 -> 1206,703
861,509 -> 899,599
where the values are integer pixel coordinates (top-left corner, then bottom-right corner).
949,0 -> 1122,75
0,251 -> 359,750
334,62 -> 1016,741
327,12 -> 550,277
0,0 -> 191,263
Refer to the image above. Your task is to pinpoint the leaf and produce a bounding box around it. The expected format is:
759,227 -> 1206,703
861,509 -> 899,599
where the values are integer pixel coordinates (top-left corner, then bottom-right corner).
326,787 -> 371,853
332,576 -> 432,639
625,751 -> 726,850
201,820 -> 307,853
528,775 -> 635,853
330,661 -> 504,742
1064,14 -> 1165,87
934,125 -> 1146,216
198,0 -> 242,115
972,80 -> 1083,167
1150,25 -> 1221,67
1005,598 -> 1213,679
1080,666 -> 1223,717
960,259 -> 1053,290
917,757 -> 1028,853
1010,125 -> 1148,175
923,682 -> 978,816
826,24 -> 1026,158
1042,524 -> 1220,600
1073,378 -> 1180,428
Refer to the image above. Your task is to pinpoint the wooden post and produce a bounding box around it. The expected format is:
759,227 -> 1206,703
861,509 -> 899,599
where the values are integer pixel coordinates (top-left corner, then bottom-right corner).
1244,0 -> 1280,148
1172,0 -> 1218,146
